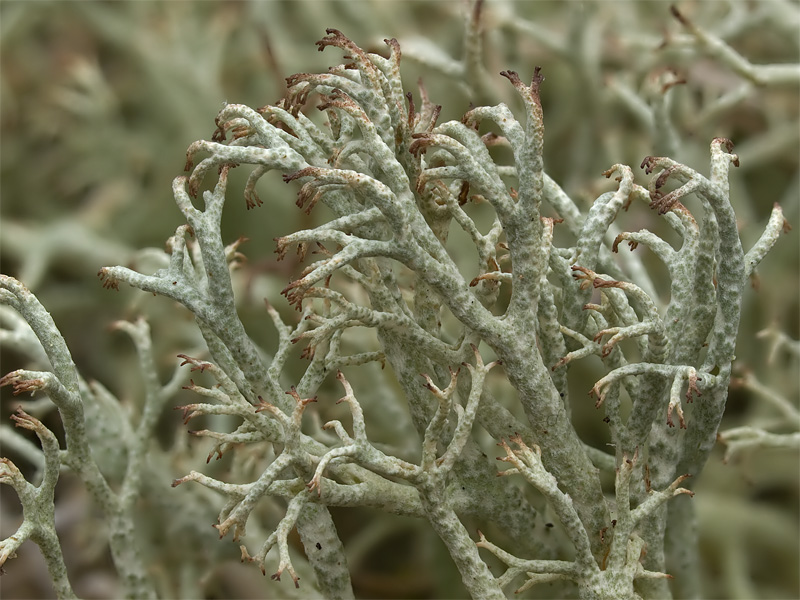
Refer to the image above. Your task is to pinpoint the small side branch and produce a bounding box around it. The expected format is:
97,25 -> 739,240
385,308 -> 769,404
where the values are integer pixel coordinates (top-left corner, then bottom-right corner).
0,410 -> 75,598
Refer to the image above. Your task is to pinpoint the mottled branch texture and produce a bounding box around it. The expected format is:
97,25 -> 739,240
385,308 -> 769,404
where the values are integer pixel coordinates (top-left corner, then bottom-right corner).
1,4 -> 796,599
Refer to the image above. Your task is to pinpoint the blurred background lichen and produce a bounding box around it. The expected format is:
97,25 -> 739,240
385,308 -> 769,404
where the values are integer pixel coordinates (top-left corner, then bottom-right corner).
1,1 -> 797,598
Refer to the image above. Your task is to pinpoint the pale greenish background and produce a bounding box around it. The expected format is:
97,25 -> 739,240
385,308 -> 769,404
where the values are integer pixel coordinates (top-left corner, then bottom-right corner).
1,1 -> 797,598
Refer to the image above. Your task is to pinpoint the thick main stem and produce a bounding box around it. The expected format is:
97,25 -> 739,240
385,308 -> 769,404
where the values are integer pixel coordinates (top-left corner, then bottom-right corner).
499,345 -> 610,561
418,481 -> 505,600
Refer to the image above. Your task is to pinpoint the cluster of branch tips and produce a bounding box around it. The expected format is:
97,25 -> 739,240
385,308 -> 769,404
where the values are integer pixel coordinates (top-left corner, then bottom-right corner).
1,20 -> 791,600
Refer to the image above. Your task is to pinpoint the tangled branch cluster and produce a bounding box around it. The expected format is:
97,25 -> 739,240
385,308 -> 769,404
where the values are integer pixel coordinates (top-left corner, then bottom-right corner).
1,11 -> 793,600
